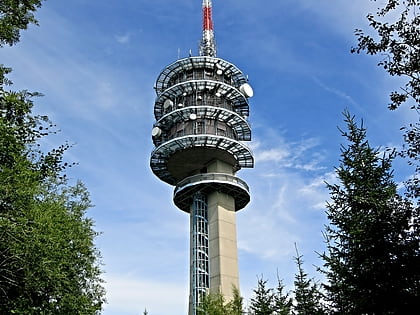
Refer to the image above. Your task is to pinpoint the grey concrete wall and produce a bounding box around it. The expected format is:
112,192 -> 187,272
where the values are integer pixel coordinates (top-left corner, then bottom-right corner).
208,191 -> 239,301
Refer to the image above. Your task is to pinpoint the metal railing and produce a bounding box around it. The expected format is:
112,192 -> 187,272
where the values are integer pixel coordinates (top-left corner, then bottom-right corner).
175,173 -> 250,195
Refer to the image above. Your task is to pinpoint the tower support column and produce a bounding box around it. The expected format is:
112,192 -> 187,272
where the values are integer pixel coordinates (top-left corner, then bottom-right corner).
208,191 -> 239,300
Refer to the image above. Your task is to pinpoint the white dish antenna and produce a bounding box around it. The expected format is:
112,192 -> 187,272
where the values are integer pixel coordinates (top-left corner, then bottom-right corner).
152,127 -> 162,137
163,99 -> 174,109
189,113 -> 197,120
239,83 -> 254,98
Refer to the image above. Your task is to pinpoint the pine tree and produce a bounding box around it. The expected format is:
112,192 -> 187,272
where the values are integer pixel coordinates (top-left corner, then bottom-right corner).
293,245 -> 325,315
248,277 -> 275,315
227,286 -> 244,315
273,275 -> 293,315
321,110 -> 419,314
197,287 -> 244,315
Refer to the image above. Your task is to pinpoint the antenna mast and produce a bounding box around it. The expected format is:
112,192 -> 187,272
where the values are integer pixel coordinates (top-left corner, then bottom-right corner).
200,0 -> 216,57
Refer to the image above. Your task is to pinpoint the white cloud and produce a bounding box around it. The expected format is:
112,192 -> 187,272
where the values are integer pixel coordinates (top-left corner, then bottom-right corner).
115,33 -> 131,44
256,147 -> 291,163
252,134 -> 325,172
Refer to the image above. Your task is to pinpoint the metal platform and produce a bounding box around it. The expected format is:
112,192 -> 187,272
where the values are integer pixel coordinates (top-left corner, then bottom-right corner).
150,134 -> 254,185
155,56 -> 248,93
152,106 -> 251,146
174,173 -> 250,212
154,79 -> 250,120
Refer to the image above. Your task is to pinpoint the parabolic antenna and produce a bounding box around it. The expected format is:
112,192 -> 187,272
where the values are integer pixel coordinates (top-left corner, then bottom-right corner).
189,113 -> 197,120
239,83 -> 254,98
152,126 -> 162,137
164,99 -> 174,109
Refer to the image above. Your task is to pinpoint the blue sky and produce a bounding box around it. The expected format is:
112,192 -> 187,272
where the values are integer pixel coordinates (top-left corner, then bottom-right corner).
0,0 -> 414,314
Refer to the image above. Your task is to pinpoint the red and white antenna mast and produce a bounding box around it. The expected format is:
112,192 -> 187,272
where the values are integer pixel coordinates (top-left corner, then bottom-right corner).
200,0 -> 216,57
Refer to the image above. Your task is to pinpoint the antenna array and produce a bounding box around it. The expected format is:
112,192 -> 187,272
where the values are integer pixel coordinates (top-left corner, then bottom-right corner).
200,0 -> 216,57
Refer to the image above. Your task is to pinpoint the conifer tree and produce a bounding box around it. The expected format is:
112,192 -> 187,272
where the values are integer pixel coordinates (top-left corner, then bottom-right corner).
321,110 -> 419,314
293,245 -> 325,315
248,275 -> 293,315
248,278 -> 275,315
197,287 -> 244,315
273,276 -> 293,315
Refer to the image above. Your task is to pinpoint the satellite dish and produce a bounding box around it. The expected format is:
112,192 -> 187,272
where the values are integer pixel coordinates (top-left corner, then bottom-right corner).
152,127 -> 162,137
216,69 -> 223,75
189,113 -> 197,120
239,83 -> 254,98
163,99 -> 173,109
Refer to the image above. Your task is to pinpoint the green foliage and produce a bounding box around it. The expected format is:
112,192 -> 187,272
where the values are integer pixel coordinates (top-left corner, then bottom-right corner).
320,110 -> 420,314
197,287 -> 244,315
249,278 -> 274,315
0,1 -> 106,312
198,291 -> 228,315
293,245 -> 325,315
352,0 -> 419,203
273,276 -> 293,315
0,72 -> 106,313
248,276 -> 293,315
230,286 -> 244,315
352,0 -> 419,111
0,0 -> 45,47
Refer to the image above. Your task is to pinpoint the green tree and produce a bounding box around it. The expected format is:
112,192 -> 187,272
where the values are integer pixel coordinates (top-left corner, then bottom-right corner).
0,70 -> 106,315
293,245 -> 325,315
273,275 -> 293,315
320,111 -> 419,314
248,278 -> 275,315
229,286 -> 244,315
352,0 -> 419,111
0,1 -> 106,313
352,0 -> 419,200
0,0 -> 45,47
248,276 -> 293,315
197,287 -> 244,315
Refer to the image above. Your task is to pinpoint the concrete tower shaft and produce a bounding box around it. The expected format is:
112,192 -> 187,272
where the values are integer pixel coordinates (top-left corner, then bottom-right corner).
150,2 -> 254,314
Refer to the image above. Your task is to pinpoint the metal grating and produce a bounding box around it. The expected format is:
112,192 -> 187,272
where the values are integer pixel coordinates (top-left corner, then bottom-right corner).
190,192 -> 209,315
174,173 -> 250,212
150,135 -> 254,185
154,79 -> 249,120
153,106 -> 251,145
155,56 -> 248,93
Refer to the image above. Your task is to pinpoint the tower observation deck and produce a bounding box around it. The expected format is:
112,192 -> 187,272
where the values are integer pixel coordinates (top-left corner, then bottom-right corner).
150,1 -> 254,314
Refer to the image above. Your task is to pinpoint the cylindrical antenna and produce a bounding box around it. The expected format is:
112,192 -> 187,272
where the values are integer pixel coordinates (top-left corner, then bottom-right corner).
200,0 -> 216,57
